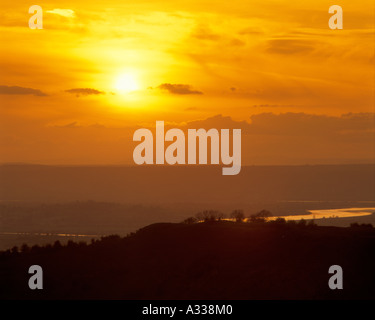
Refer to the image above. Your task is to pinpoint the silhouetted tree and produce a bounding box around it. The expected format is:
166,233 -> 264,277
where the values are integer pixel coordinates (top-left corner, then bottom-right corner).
203,210 -> 214,222
10,246 -> 18,254
257,209 -> 272,218
307,220 -> 317,228
195,212 -> 204,222
196,210 -> 223,222
216,212 -> 225,221
249,209 -> 272,223
53,240 -> 62,249
30,245 -> 41,253
20,243 -> 29,253
67,240 -> 76,248
231,209 -> 245,223
273,217 -> 286,224
183,217 -> 197,224
362,223 -> 373,228
350,222 -> 373,228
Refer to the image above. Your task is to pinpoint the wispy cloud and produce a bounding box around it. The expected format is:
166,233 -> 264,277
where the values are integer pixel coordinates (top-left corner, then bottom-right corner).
46,9 -> 76,18
157,83 -> 203,95
0,85 -> 47,96
191,25 -> 221,41
266,39 -> 317,55
65,88 -> 105,97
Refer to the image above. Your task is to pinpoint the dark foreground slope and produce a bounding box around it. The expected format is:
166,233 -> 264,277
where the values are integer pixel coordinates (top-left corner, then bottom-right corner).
1,221 -> 374,300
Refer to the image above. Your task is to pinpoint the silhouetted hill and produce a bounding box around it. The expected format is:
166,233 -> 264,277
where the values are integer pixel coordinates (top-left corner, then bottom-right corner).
1,221 -> 374,299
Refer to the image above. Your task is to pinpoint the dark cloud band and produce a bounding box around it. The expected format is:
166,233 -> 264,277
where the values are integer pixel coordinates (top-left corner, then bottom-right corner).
0,85 -> 47,96
65,88 -> 105,96
157,83 -> 203,95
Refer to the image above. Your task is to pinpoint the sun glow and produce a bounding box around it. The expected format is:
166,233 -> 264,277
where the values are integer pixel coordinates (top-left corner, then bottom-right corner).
114,73 -> 140,93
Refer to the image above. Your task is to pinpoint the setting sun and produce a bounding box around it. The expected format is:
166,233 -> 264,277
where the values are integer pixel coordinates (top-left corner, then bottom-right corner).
1,0 -> 375,303
114,73 -> 140,93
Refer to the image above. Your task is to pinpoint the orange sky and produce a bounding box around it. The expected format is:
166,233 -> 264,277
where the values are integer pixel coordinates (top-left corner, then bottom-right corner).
0,0 -> 374,165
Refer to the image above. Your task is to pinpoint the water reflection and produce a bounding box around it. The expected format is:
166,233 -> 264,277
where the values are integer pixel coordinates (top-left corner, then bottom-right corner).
269,207 -> 375,221
0,232 -> 101,237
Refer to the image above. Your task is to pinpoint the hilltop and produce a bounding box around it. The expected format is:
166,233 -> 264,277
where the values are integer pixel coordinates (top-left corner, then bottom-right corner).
1,221 -> 374,299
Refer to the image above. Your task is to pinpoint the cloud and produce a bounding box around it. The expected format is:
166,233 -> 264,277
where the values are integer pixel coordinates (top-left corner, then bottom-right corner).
191,26 -> 220,41
50,121 -> 106,129
170,112 -> 375,137
173,114 -> 249,131
157,83 -> 203,95
252,104 -> 298,108
65,88 -> 105,97
247,112 -> 375,136
177,112 -> 375,164
266,39 -> 317,55
46,9 -> 76,18
238,27 -> 263,36
54,122 -> 81,128
230,38 -> 245,46
0,85 -> 47,96
191,25 -> 245,48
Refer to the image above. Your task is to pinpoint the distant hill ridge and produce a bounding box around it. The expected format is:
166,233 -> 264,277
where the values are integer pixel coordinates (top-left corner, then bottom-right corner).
1,164 -> 374,203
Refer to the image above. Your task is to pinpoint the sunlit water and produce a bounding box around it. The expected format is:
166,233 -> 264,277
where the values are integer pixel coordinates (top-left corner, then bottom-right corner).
2,208 -> 374,238
268,207 -> 375,221
0,232 -> 101,237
